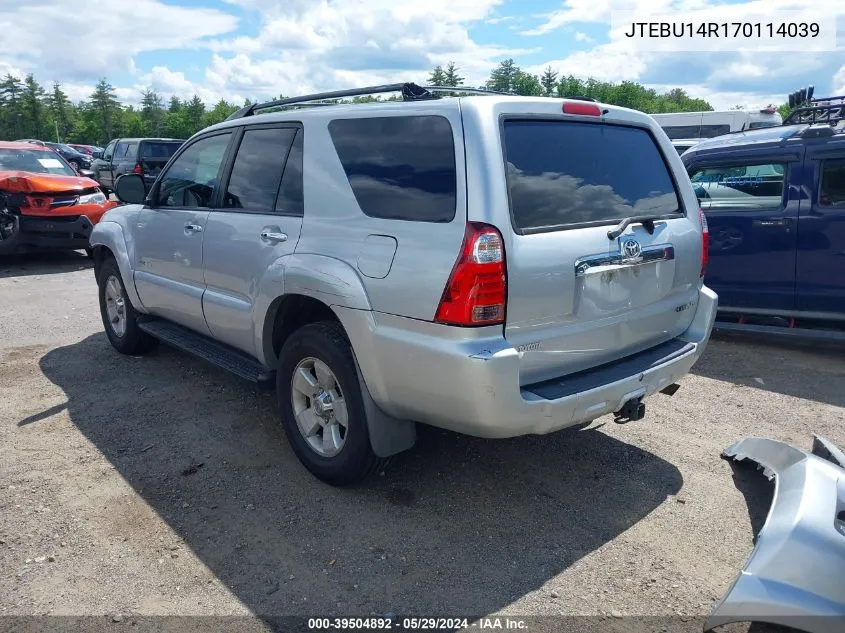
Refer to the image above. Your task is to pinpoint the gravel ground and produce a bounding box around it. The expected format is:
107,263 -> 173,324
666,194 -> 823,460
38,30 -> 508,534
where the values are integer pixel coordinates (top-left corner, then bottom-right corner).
1,251 -> 843,630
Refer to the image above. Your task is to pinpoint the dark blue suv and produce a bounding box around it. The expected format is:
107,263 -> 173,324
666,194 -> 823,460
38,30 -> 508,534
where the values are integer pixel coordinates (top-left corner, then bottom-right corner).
681,117 -> 845,338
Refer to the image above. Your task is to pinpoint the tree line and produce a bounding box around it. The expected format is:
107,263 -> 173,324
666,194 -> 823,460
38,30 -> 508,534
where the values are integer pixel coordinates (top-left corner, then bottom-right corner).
0,58 -> 721,147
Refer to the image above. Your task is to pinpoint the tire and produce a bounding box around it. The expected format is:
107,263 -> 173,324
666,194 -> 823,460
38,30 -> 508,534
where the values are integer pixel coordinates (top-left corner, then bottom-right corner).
97,256 -> 157,355
277,321 -> 385,486
70,160 -> 80,172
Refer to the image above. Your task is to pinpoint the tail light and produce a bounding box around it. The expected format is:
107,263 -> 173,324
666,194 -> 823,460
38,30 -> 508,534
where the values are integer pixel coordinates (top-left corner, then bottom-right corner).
435,222 -> 507,326
133,163 -> 144,175
699,208 -> 709,278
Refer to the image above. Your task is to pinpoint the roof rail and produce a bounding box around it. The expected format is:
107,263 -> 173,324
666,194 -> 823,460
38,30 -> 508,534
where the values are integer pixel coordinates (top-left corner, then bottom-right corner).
784,85 -> 845,126
225,82 -> 514,120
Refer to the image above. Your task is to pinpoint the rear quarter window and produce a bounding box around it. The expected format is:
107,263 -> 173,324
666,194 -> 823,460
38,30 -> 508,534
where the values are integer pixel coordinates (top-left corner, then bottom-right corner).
503,120 -> 681,232
690,163 -> 785,211
328,115 -> 457,223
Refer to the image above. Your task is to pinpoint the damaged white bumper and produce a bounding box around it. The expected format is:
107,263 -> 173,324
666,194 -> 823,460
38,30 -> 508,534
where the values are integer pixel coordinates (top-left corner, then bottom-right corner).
706,435 -> 845,633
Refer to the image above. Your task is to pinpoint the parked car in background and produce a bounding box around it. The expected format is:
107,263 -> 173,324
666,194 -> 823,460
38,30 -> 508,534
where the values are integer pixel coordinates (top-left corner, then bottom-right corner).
69,144 -> 104,158
90,137 -> 184,193
681,94 -> 845,339
0,141 -> 117,255
655,108 -> 782,154
89,82 -> 716,485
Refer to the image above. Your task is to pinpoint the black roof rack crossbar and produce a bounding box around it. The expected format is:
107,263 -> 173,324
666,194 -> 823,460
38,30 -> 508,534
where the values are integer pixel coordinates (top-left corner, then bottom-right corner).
227,82 -> 439,120
226,82 -> 516,120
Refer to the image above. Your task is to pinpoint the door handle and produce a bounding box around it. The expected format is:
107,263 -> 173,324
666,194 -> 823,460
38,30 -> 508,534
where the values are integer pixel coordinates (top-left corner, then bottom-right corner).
260,230 -> 288,243
753,218 -> 792,228
184,223 -> 203,234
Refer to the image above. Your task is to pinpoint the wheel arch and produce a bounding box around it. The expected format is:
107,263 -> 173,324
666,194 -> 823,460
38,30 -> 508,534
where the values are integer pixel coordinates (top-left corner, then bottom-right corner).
89,221 -> 146,312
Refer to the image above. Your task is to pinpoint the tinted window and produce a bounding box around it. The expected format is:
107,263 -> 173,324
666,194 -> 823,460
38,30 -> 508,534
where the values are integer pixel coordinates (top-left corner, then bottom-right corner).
125,143 -> 138,159
114,142 -> 128,159
276,129 -> 303,216
328,115 -> 456,222
224,127 -> 295,212
820,158 -> 845,207
662,125 -> 701,140
747,121 -> 779,130
140,142 -> 183,159
503,120 -> 681,230
699,124 -> 731,138
156,133 -> 232,208
103,141 -> 116,160
690,163 -> 785,211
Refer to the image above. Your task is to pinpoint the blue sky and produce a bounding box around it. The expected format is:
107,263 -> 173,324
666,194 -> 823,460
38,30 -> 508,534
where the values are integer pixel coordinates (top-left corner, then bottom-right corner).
0,0 -> 843,110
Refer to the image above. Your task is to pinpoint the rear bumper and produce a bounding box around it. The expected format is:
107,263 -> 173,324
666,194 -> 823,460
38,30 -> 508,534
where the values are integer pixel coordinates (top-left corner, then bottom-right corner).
339,285 -> 717,438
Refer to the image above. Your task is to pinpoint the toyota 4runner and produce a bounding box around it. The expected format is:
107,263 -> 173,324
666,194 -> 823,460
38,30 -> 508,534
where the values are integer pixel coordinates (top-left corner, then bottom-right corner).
89,83 -> 717,485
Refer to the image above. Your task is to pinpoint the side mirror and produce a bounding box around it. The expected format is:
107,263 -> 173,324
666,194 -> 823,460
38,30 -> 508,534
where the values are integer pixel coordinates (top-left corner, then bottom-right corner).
114,174 -> 147,205
79,169 -> 95,179
92,151 -> 102,160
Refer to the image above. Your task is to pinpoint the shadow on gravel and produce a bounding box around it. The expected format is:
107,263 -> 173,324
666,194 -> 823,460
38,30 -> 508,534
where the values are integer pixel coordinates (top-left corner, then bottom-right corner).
692,335 -> 845,409
37,333 -> 683,618
725,460 -> 775,544
0,250 -> 92,279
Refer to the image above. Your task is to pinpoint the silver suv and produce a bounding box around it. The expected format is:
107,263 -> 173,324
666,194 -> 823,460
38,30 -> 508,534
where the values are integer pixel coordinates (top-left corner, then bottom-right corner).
90,83 -> 717,485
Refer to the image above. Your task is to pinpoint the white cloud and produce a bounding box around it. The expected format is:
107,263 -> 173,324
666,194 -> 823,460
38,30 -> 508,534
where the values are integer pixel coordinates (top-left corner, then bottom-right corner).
0,0 -> 237,82
835,65 -> 845,94
574,32 -> 595,43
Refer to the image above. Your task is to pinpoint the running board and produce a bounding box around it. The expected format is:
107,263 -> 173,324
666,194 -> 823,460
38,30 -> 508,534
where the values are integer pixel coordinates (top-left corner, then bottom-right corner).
138,318 -> 275,388
714,321 -> 845,342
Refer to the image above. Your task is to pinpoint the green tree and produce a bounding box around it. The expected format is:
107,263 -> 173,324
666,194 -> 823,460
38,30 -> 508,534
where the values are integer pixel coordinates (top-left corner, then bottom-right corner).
486,58 -> 518,93
204,99 -> 240,127
540,66 -> 558,97
47,83 -> 74,142
443,62 -> 464,87
140,88 -> 165,136
167,96 -> 181,113
21,74 -> 47,139
512,70 -> 543,96
0,74 -> 25,139
428,65 -> 447,86
89,79 -> 122,141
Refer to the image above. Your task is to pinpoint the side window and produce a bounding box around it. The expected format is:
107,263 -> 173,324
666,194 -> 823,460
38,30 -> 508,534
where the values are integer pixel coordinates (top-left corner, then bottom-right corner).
125,143 -> 138,160
662,125 -> 701,140
819,158 -> 845,208
690,162 -> 786,211
114,142 -> 128,159
699,124 -> 731,138
276,129 -> 303,216
328,115 -> 456,222
103,141 -> 116,161
156,133 -> 232,209
223,127 -> 295,212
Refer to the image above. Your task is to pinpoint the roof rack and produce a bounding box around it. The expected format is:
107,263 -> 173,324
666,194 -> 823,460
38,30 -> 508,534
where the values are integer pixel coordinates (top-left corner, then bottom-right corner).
784,85 -> 845,126
225,82 -> 513,121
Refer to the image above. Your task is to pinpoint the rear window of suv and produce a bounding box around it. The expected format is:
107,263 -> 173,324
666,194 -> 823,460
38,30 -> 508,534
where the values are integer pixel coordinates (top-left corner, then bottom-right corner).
141,142 -> 183,159
328,115 -> 456,222
503,120 -> 681,232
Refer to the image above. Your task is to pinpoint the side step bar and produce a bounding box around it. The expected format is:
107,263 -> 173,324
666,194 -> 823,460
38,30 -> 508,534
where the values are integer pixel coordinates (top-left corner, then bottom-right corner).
714,321 -> 845,342
138,318 -> 275,388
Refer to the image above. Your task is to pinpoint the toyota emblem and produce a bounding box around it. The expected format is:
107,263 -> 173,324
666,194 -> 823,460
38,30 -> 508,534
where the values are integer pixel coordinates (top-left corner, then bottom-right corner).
622,239 -> 642,258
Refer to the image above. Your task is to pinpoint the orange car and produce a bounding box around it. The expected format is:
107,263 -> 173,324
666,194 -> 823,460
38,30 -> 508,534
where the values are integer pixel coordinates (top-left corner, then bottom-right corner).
0,141 -> 118,255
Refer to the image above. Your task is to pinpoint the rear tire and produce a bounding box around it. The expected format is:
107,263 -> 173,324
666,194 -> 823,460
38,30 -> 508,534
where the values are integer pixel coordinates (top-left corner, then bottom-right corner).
277,321 -> 385,486
97,257 -> 157,355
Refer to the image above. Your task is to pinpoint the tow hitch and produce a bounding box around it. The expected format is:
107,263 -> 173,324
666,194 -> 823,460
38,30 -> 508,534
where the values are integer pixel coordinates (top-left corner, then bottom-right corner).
613,397 -> 645,423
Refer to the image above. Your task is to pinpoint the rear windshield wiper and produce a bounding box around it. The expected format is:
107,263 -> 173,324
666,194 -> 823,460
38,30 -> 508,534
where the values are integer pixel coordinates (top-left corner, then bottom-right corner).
607,215 -> 661,240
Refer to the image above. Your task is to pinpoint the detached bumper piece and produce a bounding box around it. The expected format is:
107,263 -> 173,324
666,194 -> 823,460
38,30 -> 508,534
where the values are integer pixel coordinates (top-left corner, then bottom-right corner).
706,436 -> 845,633
19,214 -> 94,249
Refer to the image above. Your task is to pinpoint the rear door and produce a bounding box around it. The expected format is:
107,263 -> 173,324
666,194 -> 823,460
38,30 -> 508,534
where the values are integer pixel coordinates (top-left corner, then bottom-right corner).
202,124 -> 304,355
796,146 -> 845,315
97,140 -> 117,189
687,151 -> 801,313
498,114 -> 703,385
113,141 -> 137,181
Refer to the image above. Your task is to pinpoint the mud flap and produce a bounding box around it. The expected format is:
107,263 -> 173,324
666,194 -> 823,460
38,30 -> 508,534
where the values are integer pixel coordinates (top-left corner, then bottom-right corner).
353,355 -> 416,458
